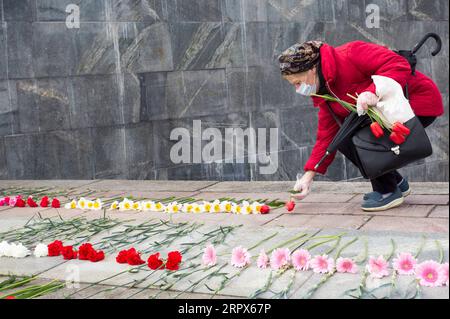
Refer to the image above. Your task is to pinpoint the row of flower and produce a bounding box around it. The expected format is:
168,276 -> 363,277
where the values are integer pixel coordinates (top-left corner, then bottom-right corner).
2,196 -> 298,214
202,245 -> 448,288
0,240 -> 182,271
1,240 -> 448,288
65,197 -> 273,214
0,195 -> 60,208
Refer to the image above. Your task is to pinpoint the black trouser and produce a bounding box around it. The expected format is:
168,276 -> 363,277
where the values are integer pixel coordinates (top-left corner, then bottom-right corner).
337,116 -> 437,194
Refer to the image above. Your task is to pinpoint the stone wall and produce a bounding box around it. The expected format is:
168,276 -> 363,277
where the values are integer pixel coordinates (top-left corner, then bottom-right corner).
0,0 -> 448,181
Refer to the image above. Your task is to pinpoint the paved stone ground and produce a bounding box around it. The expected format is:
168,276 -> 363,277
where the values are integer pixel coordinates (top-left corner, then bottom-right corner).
0,180 -> 448,299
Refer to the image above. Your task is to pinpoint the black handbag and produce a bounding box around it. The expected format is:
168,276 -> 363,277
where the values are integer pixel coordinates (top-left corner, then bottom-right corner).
349,115 -> 433,179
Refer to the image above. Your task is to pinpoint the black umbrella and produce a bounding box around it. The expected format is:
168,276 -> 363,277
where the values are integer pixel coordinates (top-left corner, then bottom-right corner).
313,33 -> 442,171
314,111 -> 371,170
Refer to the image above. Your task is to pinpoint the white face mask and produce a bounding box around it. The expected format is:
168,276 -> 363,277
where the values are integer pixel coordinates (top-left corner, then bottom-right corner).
295,69 -> 317,96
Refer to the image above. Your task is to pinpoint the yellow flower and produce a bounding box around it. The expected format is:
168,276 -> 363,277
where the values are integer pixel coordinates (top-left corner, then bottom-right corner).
64,200 -> 77,209
132,202 -> 142,211
86,200 -> 94,210
212,200 -> 221,213
109,201 -> 119,210
203,202 -> 212,213
77,198 -> 87,210
92,199 -> 103,211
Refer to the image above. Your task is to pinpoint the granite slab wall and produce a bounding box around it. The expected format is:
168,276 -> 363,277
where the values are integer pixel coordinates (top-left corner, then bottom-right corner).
0,0 -> 448,181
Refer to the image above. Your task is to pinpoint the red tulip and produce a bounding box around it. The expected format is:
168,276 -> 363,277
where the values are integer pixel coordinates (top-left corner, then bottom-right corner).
27,197 -> 38,207
389,131 -> 406,145
260,205 -> 270,214
370,122 -> 384,138
285,201 -> 295,212
392,122 -> 411,136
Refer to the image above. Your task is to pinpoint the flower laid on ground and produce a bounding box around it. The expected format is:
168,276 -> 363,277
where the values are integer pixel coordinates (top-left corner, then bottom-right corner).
260,205 -> 270,214
202,245 -> 217,267
270,248 -> 291,270
148,253 -> 165,270
0,196 -> 10,206
366,255 -> 390,278
392,252 -> 417,275
65,197 -> 269,215
0,241 -> 30,258
116,248 -> 145,265
146,251 -> 182,271
47,240 -> 64,257
257,249 -> 270,269
166,251 -> 183,271
61,246 -> 78,260
292,249 -> 311,271
34,243 -> 49,258
415,260 -> 445,287
46,241 -> 104,263
40,196 -> 50,207
0,195 -> 61,208
27,196 -> 39,207
310,254 -> 335,274
231,246 -> 251,268
336,257 -> 358,274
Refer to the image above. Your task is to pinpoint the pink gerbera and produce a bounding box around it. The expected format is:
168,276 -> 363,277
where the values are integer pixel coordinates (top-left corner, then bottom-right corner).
270,248 -> 291,270
202,244 -> 217,267
336,257 -> 358,274
392,252 -> 417,275
310,254 -> 335,274
366,255 -> 389,278
231,246 -> 251,268
440,263 -> 448,286
257,249 -> 269,269
416,260 -> 444,287
291,249 -> 311,271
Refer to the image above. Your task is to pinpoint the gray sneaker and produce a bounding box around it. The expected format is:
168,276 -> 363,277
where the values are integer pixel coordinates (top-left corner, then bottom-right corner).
363,178 -> 411,200
398,178 -> 411,197
361,187 -> 404,212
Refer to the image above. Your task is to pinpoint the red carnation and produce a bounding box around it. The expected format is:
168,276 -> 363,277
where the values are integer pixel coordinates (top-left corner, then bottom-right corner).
166,251 -> 182,271
260,205 -> 270,214
78,243 -> 95,260
167,251 -> 182,264
48,240 -> 64,257
370,122 -> 384,138
61,246 -> 78,260
147,253 -> 164,270
40,196 -> 50,207
88,250 -> 105,262
392,122 -> 411,136
15,198 -> 26,207
51,198 -> 60,208
116,249 -> 132,264
389,131 -> 406,145
127,251 -> 145,265
27,197 -> 38,207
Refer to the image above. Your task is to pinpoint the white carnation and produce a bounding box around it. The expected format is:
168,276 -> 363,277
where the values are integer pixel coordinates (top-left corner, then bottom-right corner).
34,243 -> 49,258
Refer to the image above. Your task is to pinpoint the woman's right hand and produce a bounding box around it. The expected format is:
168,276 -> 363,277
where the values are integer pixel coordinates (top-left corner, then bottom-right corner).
291,171 -> 316,200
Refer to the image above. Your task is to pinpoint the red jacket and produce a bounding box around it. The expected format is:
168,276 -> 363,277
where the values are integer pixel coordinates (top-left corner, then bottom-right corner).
304,41 -> 444,174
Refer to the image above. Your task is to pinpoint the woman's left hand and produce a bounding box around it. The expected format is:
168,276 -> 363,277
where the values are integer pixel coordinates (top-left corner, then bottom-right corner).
356,91 -> 379,116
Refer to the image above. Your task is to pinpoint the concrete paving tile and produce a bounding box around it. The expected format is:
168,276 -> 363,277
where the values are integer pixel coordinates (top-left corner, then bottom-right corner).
346,204 -> 434,218
264,214 -> 368,230
361,217 -> 449,233
404,195 -> 449,205
429,206 -> 449,219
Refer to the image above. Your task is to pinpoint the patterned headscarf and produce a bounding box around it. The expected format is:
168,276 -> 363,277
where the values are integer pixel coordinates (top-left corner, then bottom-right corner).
278,40 -> 323,75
